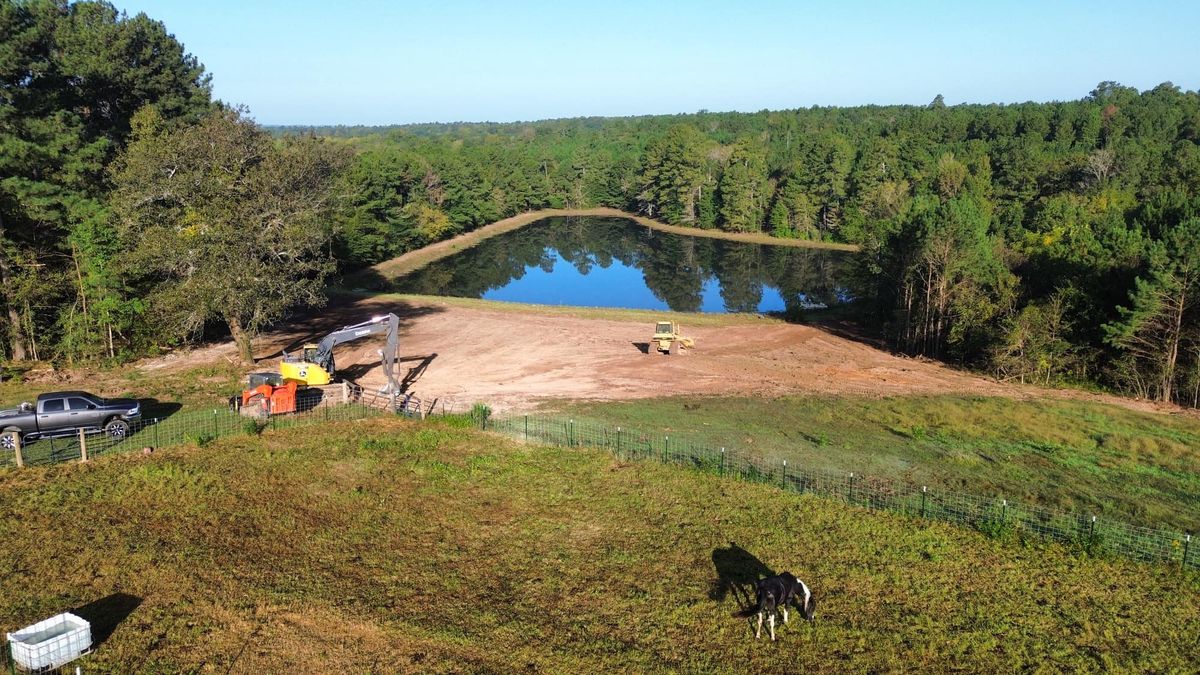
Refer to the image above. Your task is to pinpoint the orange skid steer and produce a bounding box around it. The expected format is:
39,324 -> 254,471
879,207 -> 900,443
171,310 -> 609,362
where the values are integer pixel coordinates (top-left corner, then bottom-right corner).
241,374 -> 298,415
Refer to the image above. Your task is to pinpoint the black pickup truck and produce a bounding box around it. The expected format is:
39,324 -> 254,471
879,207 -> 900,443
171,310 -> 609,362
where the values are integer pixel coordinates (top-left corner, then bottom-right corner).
0,391 -> 141,450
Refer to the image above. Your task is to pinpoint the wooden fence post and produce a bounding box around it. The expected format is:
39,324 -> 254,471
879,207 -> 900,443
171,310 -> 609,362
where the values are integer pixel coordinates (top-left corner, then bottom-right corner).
11,432 -> 22,468
78,428 -> 88,463
341,381 -> 349,404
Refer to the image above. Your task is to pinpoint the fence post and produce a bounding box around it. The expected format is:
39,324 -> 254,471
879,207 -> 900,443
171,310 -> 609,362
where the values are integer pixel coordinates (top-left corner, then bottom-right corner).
569,420 -> 574,447
212,410 -> 218,438
11,432 -> 22,468
78,428 -> 88,463
781,460 -> 787,489
848,472 -> 855,504
1089,515 -> 1097,551
616,427 -> 622,458
342,381 -> 349,404
154,418 -> 160,448
663,436 -> 669,463
1183,534 -> 1191,570
1001,499 -> 1007,524
524,415 -> 529,442
920,486 -> 927,518
720,448 -> 725,476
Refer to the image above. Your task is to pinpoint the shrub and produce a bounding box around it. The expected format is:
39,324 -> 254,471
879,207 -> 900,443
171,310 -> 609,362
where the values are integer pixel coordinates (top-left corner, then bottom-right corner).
470,403 -> 493,428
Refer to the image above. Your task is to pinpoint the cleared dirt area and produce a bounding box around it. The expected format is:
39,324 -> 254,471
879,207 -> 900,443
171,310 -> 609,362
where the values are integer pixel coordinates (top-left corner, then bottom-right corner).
138,294 -> 1177,416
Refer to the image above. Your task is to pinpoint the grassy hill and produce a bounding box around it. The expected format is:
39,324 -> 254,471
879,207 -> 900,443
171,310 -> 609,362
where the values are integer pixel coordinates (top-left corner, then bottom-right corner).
0,417 -> 1195,672
556,394 -> 1200,532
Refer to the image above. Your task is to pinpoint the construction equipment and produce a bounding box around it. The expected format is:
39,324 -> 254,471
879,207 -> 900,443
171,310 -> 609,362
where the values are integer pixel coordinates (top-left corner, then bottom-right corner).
650,320 -> 694,355
240,372 -> 299,416
239,314 -> 403,416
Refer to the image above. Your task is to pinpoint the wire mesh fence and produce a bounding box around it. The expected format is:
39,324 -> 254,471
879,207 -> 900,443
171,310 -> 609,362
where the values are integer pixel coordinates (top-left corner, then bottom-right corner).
3,397 -> 1194,572
485,414 -> 1198,572
0,395 -> 388,471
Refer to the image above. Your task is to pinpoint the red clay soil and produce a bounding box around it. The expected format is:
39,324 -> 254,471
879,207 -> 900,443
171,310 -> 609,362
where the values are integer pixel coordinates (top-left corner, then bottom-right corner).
137,295 -> 1180,417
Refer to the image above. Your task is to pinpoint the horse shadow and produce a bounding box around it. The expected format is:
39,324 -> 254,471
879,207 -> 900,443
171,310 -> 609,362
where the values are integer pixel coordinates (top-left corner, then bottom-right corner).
709,542 -> 774,613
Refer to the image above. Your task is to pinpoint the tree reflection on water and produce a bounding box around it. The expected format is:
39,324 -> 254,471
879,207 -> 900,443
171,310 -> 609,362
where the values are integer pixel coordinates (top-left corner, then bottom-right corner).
389,216 -> 852,314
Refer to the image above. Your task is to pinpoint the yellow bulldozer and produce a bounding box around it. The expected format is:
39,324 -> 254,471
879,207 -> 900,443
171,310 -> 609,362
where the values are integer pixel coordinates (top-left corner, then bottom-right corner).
650,320 -> 694,355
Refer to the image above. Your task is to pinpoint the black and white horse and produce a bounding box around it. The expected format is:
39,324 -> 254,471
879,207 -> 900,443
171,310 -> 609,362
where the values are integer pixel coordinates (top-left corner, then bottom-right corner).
753,572 -> 815,640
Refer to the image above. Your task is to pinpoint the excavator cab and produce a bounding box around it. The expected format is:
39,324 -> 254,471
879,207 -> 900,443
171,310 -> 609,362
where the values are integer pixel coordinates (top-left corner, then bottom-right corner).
280,342 -> 333,385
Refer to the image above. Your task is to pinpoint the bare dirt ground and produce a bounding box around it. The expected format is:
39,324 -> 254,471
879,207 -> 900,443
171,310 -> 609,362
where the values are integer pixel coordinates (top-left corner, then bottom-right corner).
136,294 -> 1183,417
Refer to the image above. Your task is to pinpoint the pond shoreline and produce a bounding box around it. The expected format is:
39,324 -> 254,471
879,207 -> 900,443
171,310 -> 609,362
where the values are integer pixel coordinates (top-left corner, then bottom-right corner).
352,207 -> 859,284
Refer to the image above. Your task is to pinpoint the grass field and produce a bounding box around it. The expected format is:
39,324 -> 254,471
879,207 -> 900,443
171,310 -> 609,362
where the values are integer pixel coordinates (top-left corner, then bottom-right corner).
553,395 -> 1200,533
0,417 -> 1195,672
0,361 -> 244,413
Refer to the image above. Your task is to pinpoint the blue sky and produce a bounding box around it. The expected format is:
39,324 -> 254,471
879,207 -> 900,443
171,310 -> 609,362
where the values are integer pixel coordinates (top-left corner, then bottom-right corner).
115,1 -> 1199,126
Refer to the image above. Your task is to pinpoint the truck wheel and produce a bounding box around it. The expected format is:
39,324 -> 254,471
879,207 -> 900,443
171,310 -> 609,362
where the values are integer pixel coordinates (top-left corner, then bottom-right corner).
0,432 -> 19,451
105,419 -> 131,439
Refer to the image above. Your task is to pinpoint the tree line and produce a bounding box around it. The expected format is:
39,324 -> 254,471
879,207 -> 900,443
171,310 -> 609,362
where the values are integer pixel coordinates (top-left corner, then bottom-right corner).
329,85 -> 1200,406
1,0 -> 348,365
4,1 -> 1200,408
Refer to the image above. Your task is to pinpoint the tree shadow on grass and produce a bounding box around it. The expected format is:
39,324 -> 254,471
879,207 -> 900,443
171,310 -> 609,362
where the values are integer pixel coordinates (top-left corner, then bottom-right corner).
137,398 -> 182,422
710,542 -> 774,614
72,592 -> 142,648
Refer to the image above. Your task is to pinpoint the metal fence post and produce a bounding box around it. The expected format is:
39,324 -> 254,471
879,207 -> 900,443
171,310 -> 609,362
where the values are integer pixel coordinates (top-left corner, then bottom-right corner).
524,415 -> 529,442
1183,534 -> 1191,570
720,448 -> 725,476
212,410 -> 218,438
1001,499 -> 1008,525
154,418 -> 160,448
920,486 -> 927,518
781,460 -> 787,489
616,427 -> 622,457
663,436 -> 669,463
848,472 -> 855,504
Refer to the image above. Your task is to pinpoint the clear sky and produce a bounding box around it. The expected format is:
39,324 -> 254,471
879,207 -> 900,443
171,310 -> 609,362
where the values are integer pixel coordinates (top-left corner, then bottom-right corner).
114,0 -> 1199,126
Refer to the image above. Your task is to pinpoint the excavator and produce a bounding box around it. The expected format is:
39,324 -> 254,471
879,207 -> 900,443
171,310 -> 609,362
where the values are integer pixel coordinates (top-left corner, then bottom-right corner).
240,313 -> 403,416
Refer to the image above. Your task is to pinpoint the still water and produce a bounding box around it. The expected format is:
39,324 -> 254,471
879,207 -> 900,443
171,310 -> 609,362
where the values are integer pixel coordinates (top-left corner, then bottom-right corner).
387,217 -> 853,314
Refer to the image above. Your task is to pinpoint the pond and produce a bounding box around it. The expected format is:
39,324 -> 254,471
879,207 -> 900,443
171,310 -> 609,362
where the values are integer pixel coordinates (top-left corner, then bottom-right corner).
384,216 -> 854,314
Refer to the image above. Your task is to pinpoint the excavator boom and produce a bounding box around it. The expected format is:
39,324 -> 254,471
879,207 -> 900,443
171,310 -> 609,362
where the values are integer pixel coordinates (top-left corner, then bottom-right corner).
280,313 -> 402,393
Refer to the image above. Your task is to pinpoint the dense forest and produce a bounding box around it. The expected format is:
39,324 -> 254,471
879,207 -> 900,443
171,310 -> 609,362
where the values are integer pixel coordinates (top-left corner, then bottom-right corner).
324,85 -> 1200,405
3,1 -> 1200,407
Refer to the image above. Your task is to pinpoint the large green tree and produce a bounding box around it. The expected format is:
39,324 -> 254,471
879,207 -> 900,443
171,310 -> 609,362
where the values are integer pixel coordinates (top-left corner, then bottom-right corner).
637,125 -> 711,226
718,137 -> 768,232
0,0 -> 210,362
110,107 -> 350,363
1104,221 -> 1200,403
